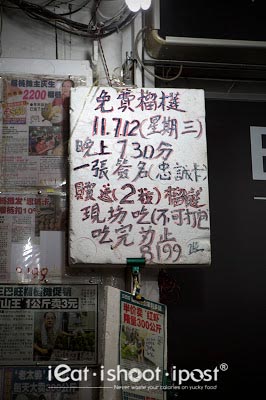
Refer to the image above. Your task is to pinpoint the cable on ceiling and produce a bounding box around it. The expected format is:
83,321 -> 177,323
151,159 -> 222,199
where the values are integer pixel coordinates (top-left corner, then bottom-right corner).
4,0 -> 138,38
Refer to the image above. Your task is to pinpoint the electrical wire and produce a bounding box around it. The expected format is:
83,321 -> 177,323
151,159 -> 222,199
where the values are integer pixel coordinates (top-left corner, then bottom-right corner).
98,34 -> 112,86
134,27 -> 183,82
88,0 -> 102,28
0,0 -> 20,9
41,0 -> 57,7
95,0 -> 127,27
5,0 -> 137,38
52,1 -> 92,17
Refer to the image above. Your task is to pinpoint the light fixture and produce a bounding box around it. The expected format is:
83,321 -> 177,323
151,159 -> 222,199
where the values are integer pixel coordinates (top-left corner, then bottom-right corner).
125,0 -> 141,12
140,0 -> 152,10
125,0 -> 152,12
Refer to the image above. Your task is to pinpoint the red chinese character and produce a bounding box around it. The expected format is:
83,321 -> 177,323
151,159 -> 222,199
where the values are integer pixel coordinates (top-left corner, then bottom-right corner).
124,313 -> 130,324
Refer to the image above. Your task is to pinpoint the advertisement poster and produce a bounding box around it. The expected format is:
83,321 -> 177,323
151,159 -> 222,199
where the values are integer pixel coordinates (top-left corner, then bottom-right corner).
69,86 -> 210,265
0,74 -> 85,188
0,193 -> 66,283
119,291 -> 166,400
0,284 -> 97,365
0,366 -> 79,400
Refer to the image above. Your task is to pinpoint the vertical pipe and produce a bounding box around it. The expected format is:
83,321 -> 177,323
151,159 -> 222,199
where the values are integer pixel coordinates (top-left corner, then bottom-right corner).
95,0 -> 125,86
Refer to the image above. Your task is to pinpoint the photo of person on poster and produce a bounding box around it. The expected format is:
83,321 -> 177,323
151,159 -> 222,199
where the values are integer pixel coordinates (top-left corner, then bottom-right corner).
56,79 -> 74,135
33,311 -> 96,362
34,136 -> 54,155
29,126 -> 63,156
47,79 -> 74,133
33,312 -> 71,361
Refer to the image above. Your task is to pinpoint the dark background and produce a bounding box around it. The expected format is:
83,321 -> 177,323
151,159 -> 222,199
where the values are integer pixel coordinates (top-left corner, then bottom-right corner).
166,100 -> 266,398
160,0 -> 266,41
156,3 -> 266,397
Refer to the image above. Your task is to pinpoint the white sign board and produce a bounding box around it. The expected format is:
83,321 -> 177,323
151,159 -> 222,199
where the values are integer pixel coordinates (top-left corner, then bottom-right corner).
69,86 -> 211,265
250,126 -> 266,180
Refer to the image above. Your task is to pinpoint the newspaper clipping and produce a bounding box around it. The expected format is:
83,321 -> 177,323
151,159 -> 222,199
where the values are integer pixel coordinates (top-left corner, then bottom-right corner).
0,193 -> 66,282
0,75 -> 84,188
0,284 -> 97,365
0,366 -> 79,400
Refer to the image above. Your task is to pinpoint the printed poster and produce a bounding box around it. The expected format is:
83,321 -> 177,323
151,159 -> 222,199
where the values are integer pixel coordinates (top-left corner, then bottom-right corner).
0,193 -> 66,283
119,291 -> 166,400
0,284 -> 97,365
0,74 -> 85,188
69,86 -> 211,265
0,366 -> 79,400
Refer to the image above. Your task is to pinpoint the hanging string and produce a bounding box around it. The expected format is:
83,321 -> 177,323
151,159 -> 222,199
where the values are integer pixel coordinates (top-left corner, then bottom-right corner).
98,31 -> 112,87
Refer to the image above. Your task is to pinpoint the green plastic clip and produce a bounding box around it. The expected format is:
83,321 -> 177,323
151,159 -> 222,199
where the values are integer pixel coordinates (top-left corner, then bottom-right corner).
127,258 -> 145,301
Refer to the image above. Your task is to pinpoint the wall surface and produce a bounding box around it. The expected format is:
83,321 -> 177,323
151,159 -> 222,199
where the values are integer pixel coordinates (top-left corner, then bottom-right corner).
1,1 -> 91,60
0,5 -> 159,398
166,100 -> 266,399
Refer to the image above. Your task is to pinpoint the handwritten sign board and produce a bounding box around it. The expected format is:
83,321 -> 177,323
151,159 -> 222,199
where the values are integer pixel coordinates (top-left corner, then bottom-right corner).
69,86 -> 210,265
